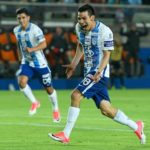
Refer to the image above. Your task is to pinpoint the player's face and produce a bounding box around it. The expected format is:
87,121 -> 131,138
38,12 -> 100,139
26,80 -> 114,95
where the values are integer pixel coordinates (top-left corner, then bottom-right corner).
17,13 -> 30,29
77,11 -> 95,31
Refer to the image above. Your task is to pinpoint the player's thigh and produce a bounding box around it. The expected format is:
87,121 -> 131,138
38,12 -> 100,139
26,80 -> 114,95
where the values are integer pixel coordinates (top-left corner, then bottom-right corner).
17,64 -> 33,87
17,64 -> 34,79
71,89 -> 83,100
18,75 -> 29,87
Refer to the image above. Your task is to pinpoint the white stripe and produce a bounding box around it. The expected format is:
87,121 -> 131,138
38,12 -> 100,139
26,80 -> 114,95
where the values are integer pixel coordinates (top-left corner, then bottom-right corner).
82,81 -> 95,94
0,122 -> 149,133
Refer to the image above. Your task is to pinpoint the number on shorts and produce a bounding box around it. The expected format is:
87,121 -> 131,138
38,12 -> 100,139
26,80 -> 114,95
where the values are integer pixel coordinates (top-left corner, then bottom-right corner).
82,77 -> 91,86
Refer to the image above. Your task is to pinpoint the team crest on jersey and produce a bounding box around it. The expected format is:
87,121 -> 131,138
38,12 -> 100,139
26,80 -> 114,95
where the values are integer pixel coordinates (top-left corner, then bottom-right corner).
91,36 -> 97,45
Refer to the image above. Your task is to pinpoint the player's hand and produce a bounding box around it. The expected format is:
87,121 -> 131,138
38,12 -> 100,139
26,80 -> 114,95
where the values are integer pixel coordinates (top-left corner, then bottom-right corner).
62,64 -> 75,79
26,47 -> 32,53
91,71 -> 101,83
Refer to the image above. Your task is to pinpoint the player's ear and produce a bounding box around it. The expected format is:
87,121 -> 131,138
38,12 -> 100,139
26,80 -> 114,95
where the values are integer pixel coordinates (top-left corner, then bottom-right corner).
28,16 -> 30,21
91,15 -> 95,21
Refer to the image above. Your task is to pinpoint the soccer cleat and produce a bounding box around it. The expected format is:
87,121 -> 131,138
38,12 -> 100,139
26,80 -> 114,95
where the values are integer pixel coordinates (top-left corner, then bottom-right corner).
48,132 -> 70,144
29,101 -> 40,116
134,121 -> 146,144
53,111 -> 61,123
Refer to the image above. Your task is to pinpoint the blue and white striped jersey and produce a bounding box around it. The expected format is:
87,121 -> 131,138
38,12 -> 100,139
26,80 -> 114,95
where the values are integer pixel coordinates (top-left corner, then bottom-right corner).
75,21 -> 114,77
13,23 -> 48,68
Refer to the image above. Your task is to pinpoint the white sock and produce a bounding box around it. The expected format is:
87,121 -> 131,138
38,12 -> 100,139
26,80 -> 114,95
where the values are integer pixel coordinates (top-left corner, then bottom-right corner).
20,84 -> 37,103
63,106 -> 80,138
113,110 -> 138,131
48,90 -> 59,111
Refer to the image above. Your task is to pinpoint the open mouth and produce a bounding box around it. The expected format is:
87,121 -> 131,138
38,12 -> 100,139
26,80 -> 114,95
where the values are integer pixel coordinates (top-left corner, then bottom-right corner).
81,24 -> 88,30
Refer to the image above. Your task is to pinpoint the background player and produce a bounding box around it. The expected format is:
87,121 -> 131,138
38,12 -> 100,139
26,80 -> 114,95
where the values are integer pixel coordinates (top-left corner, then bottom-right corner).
48,4 -> 146,143
14,8 -> 60,122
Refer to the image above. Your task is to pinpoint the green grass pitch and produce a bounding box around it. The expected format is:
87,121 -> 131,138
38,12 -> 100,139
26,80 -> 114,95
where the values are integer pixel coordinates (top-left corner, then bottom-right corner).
0,89 -> 150,150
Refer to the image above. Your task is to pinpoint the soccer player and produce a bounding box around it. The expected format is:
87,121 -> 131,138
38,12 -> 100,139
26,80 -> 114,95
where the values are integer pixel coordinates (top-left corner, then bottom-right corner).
48,4 -> 146,143
13,8 -> 60,122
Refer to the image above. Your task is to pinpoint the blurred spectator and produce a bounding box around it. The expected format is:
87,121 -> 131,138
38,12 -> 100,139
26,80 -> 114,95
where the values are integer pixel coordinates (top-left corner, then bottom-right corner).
43,27 -> 53,46
121,0 -> 142,23
120,22 -> 149,77
0,44 -> 19,78
114,9 -> 125,24
63,0 -> 78,3
90,0 -> 106,3
0,44 -> 17,62
8,29 -> 17,44
79,0 -> 90,2
107,0 -> 119,4
128,0 -> 142,5
110,34 -> 124,89
0,27 -> 10,45
142,0 -> 150,4
49,27 -> 69,78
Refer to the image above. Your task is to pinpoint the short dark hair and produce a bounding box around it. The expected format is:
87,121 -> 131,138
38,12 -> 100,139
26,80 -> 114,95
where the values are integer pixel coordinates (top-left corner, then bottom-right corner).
78,4 -> 95,16
16,7 -> 30,16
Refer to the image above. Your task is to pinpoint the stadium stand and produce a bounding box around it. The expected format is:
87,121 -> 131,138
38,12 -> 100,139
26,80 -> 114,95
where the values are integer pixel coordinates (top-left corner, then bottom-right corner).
0,1 -> 150,89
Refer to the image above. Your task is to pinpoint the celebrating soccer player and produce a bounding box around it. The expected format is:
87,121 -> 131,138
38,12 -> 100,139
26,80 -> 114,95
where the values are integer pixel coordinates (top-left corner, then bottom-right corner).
48,4 -> 146,143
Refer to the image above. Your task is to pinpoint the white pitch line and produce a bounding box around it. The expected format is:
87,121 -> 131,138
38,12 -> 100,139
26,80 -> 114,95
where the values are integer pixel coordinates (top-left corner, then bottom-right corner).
0,122 -> 149,133
0,114 -> 108,120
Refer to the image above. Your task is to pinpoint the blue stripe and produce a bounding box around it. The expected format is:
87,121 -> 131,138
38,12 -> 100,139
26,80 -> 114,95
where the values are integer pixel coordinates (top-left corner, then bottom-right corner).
26,23 -> 31,32
25,34 -> 40,67
102,66 -> 107,77
92,21 -> 100,32
17,34 -> 23,52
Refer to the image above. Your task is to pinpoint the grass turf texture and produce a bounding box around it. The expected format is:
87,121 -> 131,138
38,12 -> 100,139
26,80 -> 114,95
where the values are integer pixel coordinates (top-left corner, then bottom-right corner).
0,89 -> 150,150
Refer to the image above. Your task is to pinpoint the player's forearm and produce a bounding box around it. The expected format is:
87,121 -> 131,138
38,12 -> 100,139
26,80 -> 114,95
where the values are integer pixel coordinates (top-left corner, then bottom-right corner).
17,45 -> 22,62
17,50 -> 22,62
27,41 -> 47,52
71,43 -> 83,68
97,51 -> 111,74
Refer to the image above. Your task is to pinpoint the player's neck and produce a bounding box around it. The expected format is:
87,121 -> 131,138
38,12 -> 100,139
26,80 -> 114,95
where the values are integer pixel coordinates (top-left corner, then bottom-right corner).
22,22 -> 29,31
90,21 -> 96,30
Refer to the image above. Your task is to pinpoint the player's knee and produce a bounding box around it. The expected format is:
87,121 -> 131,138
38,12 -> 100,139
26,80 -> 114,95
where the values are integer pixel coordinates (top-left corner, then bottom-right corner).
71,91 -> 81,107
101,109 -> 108,116
46,87 -> 54,95
18,79 -> 27,88
71,92 -> 78,101
101,108 -> 114,119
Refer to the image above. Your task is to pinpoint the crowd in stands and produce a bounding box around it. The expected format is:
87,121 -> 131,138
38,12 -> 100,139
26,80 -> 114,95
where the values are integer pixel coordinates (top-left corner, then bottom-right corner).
7,0 -> 150,5
0,1 -> 149,89
0,22 -> 148,81
0,27 -> 19,78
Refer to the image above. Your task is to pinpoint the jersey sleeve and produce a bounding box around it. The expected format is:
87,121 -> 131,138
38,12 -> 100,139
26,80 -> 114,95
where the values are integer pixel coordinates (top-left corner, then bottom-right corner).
102,27 -> 114,51
13,27 -> 18,39
34,25 -> 45,43
75,23 -> 80,40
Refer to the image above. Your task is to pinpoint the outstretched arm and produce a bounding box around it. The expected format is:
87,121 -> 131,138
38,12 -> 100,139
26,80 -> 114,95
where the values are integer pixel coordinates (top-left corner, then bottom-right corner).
71,41 -> 83,68
17,41 -> 22,62
63,41 -> 84,78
